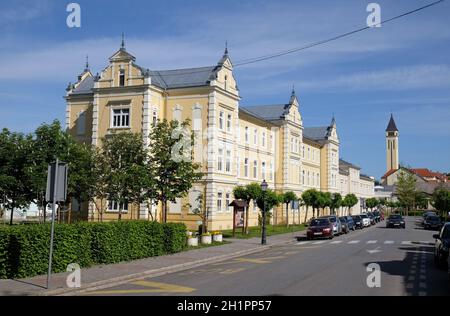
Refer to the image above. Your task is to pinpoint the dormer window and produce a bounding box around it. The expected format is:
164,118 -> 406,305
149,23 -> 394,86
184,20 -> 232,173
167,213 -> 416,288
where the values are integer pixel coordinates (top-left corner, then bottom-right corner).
224,75 -> 228,90
119,69 -> 125,87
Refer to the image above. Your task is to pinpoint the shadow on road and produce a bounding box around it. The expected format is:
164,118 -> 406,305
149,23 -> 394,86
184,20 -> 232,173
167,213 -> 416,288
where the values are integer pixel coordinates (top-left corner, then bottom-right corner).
365,245 -> 449,296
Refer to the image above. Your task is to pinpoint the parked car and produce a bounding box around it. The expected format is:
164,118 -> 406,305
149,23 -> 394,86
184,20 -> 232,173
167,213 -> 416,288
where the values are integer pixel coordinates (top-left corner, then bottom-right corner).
372,211 -> 381,223
386,214 -> 406,228
424,215 -> 443,230
343,216 -> 355,231
360,214 -> 371,227
339,216 -> 354,234
367,212 -> 376,225
319,215 -> 342,235
352,215 -> 364,229
307,218 -> 334,240
422,211 -> 438,226
433,223 -> 450,268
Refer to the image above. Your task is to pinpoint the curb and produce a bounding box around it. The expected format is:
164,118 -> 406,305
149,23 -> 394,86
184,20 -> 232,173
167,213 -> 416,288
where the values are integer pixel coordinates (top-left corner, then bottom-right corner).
40,238 -> 297,296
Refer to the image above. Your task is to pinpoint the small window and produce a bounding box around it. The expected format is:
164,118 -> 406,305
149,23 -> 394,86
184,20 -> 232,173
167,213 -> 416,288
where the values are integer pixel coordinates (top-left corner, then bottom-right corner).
244,158 -> 249,177
219,111 -> 224,130
262,132 -> 266,147
245,127 -> 249,143
112,108 -> 130,128
152,111 -> 158,127
261,162 -> 266,180
254,129 -> 258,145
226,150 -> 231,172
108,200 -> 128,212
76,111 -> 86,136
226,193 -> 231,212
119,69 -> 125,87
227,114 -> 232,132
217,192 -> 223,212
218,148 -> 223,171
253,160 -> 258,179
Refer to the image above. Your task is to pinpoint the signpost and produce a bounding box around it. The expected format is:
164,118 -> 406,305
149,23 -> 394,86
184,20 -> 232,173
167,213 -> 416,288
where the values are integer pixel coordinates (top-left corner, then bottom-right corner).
45,158 -> 68,289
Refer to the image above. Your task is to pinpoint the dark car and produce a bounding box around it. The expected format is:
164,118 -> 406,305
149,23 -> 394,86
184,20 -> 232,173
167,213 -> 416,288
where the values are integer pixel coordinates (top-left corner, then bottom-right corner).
307,218 -> 334,240
367,212 -> 376,225
352,215 -> 363,229
433,223 -> 450,269
372,211 -> 381,223
422,211 -> 438,226
424,215 -> 442,230
386,214 -> 405,228
339,216 -> 355,233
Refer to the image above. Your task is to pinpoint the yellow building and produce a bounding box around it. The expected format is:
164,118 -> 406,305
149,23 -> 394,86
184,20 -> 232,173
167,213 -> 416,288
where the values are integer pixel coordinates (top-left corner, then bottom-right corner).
65,41 -> 374,230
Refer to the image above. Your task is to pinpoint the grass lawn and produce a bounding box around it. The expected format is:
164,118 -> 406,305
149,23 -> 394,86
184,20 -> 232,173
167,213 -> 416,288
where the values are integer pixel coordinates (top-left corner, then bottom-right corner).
222,224 -> 307,239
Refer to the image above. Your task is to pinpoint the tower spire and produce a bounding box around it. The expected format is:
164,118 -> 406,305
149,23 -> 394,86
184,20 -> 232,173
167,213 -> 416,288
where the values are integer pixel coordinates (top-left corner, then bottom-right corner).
121,32 -> 125,50
224,40 -> 229,56
84,55 -> 89,72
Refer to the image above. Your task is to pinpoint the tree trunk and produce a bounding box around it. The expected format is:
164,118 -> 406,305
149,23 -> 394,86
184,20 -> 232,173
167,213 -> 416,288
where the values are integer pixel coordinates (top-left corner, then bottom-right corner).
9,206 -> 14,225
245,203 -> 249,234
286,203 -> 289,228
304,206 -> 309,223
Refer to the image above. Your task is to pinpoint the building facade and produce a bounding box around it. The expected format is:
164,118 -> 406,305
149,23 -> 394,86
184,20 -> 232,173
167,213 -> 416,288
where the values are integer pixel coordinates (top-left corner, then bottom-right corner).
65,42 -> 374,230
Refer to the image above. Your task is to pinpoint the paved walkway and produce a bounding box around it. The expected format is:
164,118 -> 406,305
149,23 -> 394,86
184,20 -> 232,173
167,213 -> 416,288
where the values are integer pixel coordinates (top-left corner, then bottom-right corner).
0,231 -> 301,296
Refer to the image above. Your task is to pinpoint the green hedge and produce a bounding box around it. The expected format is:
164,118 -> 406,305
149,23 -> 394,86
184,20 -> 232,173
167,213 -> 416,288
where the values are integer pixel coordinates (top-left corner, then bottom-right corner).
0,221 -> 186,279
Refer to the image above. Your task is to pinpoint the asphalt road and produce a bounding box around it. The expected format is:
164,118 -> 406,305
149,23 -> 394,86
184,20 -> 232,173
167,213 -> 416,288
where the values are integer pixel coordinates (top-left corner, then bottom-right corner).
85,217 -> 450,296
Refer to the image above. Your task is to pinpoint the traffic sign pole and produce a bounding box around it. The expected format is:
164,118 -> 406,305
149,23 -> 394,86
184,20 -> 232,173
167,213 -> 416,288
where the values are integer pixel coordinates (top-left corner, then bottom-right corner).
47,158 -> 59,289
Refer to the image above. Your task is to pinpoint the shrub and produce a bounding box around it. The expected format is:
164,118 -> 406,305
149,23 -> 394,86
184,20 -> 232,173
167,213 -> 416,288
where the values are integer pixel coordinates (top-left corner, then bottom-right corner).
163,222 -> 187,253
0,221 -> 186,279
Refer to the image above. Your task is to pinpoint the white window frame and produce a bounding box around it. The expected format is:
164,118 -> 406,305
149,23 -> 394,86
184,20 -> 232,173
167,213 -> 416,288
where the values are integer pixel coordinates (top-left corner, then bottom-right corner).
244,158 -> 249,177
261,161 -> 266,180
253,160 -> 258,179
110,107 -> 131,129
262,132 -> 266,147
219,111 -> 224,130
225,192 -> 231,212
245,127 -> 249,143
107,200 -> 129,213
254,129 -> 258,145
217,192 -> 223,212
227,113 -> 232,133
217,148 -> 224,171
226,150 -> 231,173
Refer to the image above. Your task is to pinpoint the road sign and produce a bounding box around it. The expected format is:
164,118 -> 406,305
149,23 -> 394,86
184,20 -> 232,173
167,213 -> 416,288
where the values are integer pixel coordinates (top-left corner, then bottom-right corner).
45,161 -> 68,203
45,159 -> 68,289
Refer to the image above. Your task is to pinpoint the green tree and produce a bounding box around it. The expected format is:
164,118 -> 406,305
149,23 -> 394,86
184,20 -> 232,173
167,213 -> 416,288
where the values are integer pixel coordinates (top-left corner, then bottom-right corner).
147,119 -> 203,223
0,129 -> 34,224
330,193 -> 342,216
302,189 -> 314,223
281,191 -> 297,227
432,188 -> 450,219
256,189 -> 280,226
233,183 -> 262,233
102,132 -> 148,221
317,192 -> 332,217
343,194 -> 358,215
396,170 -> 417,215
365,198 -> 379,211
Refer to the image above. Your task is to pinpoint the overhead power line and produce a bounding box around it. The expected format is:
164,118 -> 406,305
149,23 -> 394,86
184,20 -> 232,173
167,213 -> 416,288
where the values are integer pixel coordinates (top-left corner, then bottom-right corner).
233,0 -> 445,67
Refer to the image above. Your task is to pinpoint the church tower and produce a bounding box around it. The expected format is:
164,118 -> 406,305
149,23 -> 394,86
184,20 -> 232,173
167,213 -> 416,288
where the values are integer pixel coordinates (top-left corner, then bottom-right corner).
386,114 -> 399,171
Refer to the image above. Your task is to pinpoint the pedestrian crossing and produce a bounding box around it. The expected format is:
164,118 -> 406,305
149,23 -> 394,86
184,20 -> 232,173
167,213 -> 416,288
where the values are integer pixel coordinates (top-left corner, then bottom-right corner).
296,240 -> 434,246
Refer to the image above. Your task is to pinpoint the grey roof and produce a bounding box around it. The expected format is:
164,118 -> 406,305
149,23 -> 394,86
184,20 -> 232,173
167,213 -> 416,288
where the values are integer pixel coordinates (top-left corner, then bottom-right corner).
339,159 -> 361,170
386,114 -> 398,132
240,104 -> 290,121
149,66 -> 217,89
303,127 -> 329,141
360,174 -> 374,181
72,75 -> 95,95
69,64 -> 218,95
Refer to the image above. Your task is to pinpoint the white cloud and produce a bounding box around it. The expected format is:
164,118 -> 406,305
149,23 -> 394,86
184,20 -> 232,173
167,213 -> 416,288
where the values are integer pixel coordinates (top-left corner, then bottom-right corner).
296,65 -> 450,91
0,1 -> 51,25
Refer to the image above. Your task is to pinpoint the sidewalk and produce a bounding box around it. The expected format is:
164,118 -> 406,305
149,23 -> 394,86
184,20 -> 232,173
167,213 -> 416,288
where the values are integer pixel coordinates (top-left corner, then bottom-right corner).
0,231 -> 302,296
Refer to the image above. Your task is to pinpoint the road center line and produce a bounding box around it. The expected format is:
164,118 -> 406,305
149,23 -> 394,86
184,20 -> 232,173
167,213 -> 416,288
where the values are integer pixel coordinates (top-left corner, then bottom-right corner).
348,240 -> 360,244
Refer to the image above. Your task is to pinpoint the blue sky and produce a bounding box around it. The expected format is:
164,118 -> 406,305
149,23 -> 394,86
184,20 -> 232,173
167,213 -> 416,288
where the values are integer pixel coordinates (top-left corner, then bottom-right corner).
0,0 -> 449,179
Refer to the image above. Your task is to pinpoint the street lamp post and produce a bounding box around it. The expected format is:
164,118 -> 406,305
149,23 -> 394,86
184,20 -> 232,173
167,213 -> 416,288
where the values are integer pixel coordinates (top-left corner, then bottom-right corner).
261,180 -> 268,245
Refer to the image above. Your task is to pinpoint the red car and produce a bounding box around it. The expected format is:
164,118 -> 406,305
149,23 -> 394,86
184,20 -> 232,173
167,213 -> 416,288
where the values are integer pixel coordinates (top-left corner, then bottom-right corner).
307,218 -> 334,240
